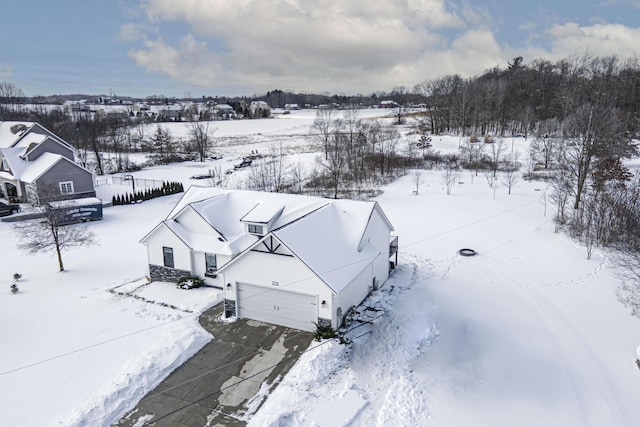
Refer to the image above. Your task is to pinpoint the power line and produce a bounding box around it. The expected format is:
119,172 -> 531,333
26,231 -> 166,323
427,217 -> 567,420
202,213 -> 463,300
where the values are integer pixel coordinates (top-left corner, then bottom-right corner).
0,315 -> 198,377
400,198 -> 540,249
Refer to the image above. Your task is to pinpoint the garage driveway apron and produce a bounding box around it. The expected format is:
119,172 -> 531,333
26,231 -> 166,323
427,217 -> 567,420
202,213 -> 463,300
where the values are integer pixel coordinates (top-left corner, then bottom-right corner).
117,302 -> 314,427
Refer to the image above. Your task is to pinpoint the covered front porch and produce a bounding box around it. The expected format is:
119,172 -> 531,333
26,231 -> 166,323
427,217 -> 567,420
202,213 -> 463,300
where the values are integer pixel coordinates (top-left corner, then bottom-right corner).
0,177 -> 23,202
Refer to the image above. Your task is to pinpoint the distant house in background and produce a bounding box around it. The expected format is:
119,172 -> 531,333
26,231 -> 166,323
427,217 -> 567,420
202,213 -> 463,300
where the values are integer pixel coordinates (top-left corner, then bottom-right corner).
379,100 -> 400,109
141,187 -> 397,331
212,104 -> 236,120
157,104 -> 184,121
284,103 -> 300,110
248,101 -> 271,119
0,122 -> 95,203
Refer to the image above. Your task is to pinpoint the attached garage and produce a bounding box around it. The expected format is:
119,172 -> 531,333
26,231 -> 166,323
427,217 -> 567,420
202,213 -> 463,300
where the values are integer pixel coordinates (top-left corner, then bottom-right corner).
237,283 -> 318,332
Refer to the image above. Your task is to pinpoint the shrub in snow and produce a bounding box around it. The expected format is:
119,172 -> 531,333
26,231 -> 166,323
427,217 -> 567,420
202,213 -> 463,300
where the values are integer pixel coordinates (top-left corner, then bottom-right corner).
177,275 -> 204,290
313,322 -> 337,341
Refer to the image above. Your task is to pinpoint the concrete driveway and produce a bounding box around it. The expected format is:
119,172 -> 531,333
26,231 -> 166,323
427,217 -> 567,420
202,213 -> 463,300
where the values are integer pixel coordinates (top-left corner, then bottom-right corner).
117,302 -> 314,426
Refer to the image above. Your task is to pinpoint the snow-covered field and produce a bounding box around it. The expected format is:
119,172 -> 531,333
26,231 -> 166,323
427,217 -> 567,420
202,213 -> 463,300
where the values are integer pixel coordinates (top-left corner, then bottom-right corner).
1,109 -> 640,426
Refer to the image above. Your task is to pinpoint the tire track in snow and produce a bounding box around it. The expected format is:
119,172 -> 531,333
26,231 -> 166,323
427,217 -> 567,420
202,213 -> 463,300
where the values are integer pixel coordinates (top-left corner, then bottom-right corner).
490,266 -> 634,427
490,274 -> 592,427
531,286 -> 635,427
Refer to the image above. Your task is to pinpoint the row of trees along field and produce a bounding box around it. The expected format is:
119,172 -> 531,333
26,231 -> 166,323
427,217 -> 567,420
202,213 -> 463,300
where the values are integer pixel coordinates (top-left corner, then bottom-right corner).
413,54 -> 640,138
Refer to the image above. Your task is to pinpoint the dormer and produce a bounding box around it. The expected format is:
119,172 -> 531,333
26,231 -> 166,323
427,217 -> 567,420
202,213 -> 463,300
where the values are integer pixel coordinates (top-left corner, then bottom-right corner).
240,202 -> 285,236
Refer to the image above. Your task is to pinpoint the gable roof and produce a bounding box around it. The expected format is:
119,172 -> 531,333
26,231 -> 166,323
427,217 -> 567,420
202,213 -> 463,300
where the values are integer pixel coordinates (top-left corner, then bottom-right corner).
20,153 -> 91,184
0,121 -> 74,152
1,146 -> 30,178
271,202 -> 381,293
0,121 -> 33,148
151,186 -> 394,292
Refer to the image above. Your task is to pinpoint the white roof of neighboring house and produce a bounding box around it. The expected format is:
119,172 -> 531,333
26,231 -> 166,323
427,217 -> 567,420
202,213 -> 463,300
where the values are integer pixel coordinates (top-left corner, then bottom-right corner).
19,152 -> 68,183
0,121 -> 34,148
12,130 -> 47,150
1,147 -> 29,179
144,186 -> 394,293
0,121 -> 74,152
0,148 -> 67,183
214,104 -> 234,111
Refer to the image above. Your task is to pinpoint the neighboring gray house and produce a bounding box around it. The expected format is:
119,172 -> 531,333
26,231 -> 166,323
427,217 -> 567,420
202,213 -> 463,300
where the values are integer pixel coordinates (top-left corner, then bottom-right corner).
0,122 -> 95,203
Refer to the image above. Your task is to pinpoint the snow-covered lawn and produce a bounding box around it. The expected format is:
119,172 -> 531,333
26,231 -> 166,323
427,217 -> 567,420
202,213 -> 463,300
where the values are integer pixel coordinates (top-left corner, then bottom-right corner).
1,111 -> 639,426
250,172 -> 640,426
0,194 -> 223,426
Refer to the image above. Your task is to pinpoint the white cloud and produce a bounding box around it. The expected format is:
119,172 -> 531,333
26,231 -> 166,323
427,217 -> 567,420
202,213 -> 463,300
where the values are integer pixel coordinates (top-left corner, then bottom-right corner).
544,22 -> 640,59
129,35 -> 224,86
125,0 -> 491,93
123,0 -> 640,94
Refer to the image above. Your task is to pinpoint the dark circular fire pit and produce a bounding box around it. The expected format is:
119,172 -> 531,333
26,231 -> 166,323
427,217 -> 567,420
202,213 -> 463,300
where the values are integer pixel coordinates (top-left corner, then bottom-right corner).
458,248 -> 477,257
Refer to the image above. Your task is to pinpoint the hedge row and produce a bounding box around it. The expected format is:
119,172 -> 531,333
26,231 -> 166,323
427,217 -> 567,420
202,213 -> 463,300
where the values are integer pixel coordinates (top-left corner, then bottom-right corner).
112,181 -> 184,206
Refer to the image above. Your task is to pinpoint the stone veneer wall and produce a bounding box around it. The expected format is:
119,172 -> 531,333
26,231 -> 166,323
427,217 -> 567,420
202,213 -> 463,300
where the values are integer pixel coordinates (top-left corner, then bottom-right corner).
149,264 -> 191,283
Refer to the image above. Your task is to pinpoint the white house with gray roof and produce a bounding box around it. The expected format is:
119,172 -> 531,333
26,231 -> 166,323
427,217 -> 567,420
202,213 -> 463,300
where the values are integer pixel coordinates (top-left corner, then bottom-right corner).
0,121 -> 95,203
140,186 -> 397,331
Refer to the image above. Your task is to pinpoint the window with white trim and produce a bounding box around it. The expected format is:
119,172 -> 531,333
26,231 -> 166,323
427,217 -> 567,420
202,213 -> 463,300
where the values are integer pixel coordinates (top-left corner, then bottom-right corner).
59,181 -> 74,195
205,253 -> 217,275
163,247 -> 174,268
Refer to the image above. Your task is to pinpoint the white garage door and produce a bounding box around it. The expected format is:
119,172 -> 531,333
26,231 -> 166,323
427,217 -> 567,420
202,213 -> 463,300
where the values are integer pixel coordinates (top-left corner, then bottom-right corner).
237,283 -> 318,332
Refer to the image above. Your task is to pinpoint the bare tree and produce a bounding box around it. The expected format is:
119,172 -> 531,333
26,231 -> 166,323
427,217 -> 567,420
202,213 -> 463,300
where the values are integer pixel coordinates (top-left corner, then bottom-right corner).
413,170 -> 424,195
311,108 -> 334,160
188,121 -> 216,162
318,131 -> 346,199
459,137 -> 485,177
484,170 -> 500,199
441,164 -> 460,195
562,104 -> 631,209
0,81 -> 24,117
13,196 -> 96,272
500,153 -> 520,195
549,145 -> 573,229
246,143 -> 292,193
531,119 -> 560,169
488,137 -> 506,177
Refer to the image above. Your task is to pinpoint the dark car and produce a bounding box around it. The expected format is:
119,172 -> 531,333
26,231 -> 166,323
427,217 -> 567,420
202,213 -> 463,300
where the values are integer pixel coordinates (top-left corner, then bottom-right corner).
0,201 -> 20,217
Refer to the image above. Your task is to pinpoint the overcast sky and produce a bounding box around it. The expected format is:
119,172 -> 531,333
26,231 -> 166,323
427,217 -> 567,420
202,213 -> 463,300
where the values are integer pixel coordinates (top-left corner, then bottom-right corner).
2,0 -> 639,98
